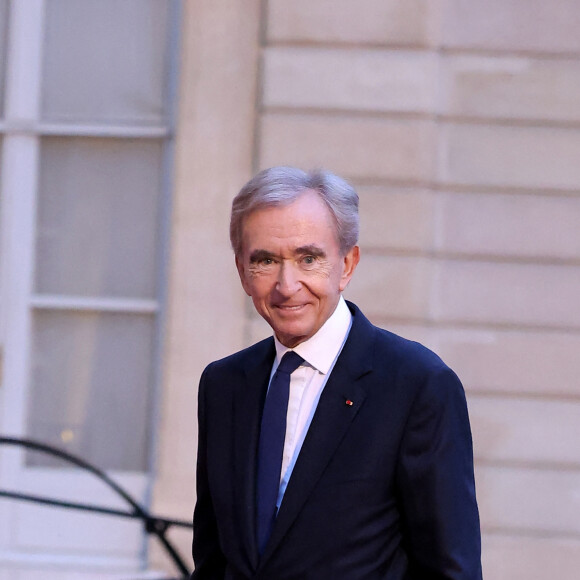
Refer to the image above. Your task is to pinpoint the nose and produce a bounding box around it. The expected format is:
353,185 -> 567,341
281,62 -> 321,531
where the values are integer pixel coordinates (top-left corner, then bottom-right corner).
275,261 -> 301,296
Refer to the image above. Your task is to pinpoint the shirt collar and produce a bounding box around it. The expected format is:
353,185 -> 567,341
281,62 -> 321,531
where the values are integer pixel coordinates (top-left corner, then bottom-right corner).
274,296 -> 352,374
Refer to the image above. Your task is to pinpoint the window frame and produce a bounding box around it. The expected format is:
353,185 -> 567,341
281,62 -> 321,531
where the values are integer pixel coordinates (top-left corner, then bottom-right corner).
0,0 -> 182,570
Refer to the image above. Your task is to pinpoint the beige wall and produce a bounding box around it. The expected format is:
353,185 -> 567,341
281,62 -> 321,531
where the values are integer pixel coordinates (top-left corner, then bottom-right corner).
150,0 -> 261,571
155,1 -> 580,577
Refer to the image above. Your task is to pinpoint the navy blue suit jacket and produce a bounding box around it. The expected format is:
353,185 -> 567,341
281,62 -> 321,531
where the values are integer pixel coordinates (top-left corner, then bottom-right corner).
191,302 -> 482,579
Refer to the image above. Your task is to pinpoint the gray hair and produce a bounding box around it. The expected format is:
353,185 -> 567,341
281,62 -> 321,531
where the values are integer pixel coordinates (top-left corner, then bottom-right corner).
230,166 -> 359,256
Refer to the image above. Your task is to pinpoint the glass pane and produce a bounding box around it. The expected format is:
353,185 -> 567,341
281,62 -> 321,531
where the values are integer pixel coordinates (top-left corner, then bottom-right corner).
0,0 -> 8,117
36,137 -> 162,298
27,310 -> 155,471
42,0 -> 170,125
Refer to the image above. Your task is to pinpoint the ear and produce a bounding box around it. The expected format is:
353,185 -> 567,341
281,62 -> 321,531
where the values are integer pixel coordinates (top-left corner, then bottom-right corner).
339,245 -> 360,292
235,255 -> 252,297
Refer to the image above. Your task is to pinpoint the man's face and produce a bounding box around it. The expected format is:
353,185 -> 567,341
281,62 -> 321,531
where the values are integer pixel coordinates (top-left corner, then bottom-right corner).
236,189 -> 359,348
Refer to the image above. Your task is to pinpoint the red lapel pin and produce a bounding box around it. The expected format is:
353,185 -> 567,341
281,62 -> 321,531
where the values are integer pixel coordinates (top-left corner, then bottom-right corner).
345,399 -> 354,406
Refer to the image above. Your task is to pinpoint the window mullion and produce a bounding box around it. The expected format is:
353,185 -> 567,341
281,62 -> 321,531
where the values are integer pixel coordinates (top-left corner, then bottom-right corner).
4,0 -> 45,121
30,294 -> 159,314
0,0 -> 45,441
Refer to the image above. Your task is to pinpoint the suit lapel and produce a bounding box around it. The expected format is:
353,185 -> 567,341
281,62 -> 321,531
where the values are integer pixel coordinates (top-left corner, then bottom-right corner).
232,338 -> 275,569
259,304 -> 375,565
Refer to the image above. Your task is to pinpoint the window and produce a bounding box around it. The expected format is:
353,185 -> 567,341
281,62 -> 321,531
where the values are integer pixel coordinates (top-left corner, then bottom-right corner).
0,0 -> 181,571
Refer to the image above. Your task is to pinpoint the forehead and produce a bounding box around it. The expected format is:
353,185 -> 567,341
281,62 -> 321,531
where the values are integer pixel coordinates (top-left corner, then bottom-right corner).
241,190 -> 338,252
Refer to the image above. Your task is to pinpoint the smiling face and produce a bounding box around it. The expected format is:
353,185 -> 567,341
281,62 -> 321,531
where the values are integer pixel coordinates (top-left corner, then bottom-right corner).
236,189 -> 359,348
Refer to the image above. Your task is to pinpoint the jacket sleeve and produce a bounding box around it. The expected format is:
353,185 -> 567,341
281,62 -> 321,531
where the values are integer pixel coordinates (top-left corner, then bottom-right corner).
191,366 -> 227,580
396,365 -> 483,580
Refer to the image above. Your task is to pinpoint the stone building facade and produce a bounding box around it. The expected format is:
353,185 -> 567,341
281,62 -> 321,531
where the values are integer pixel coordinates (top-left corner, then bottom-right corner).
158,1 -> 580,578
0,1 -> 578,578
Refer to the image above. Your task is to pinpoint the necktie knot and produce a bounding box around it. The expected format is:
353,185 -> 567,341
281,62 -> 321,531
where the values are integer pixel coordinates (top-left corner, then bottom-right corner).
276,350 -> 304,375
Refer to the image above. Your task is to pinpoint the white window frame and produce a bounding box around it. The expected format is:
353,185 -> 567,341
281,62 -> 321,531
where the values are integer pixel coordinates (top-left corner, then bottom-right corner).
0,0 -> 180,573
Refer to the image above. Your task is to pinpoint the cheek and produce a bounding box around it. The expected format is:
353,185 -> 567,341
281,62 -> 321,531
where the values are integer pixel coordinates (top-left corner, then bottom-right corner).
247,264 -> 270,278
302,263 -> 343,290
307,260 -> 333,278
245,272 -> 274,298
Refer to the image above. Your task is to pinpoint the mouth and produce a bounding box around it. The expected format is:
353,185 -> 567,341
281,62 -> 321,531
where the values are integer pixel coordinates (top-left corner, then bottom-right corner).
275,304 -> 307,314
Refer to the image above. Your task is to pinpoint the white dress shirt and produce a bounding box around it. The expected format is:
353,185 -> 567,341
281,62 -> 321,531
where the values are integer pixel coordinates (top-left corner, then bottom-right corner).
269,296 -> 352,508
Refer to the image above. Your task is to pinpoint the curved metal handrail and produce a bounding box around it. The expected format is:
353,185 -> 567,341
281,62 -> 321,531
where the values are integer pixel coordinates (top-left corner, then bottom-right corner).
0,436 -> 192,579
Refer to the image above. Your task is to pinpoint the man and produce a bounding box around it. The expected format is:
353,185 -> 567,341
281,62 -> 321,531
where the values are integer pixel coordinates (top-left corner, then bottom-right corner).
191,166 -> 482,579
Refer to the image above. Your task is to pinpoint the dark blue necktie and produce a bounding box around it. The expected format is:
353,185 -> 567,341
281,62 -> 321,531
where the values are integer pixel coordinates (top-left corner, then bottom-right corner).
256,350 -> 304,554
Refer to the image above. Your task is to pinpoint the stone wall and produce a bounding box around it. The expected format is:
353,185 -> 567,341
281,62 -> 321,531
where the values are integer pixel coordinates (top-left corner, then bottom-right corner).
158,1 -> 580,577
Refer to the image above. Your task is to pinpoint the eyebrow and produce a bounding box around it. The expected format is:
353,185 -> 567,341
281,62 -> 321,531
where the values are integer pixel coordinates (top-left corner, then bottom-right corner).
295,245 -> 326,258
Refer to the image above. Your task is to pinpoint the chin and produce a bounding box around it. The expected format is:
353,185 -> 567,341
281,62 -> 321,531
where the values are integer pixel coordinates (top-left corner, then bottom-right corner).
276,327 -> 313,347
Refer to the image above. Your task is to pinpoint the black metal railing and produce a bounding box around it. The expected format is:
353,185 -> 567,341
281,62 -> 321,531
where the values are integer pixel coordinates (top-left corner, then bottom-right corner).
0,436 -> 192,579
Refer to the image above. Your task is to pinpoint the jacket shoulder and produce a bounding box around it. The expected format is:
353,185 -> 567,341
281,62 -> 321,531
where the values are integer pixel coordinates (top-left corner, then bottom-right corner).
374,326 -> 449,373
203,336 -> 275,375
347,300 -> 449,375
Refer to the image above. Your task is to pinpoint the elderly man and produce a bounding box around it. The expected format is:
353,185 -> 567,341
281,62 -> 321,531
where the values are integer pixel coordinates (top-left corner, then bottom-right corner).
191,166 -> 482,579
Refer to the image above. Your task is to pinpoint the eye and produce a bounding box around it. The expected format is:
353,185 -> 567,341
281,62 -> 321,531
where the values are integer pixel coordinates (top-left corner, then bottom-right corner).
302,255 -> 316,265
255,257 -> 278,268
